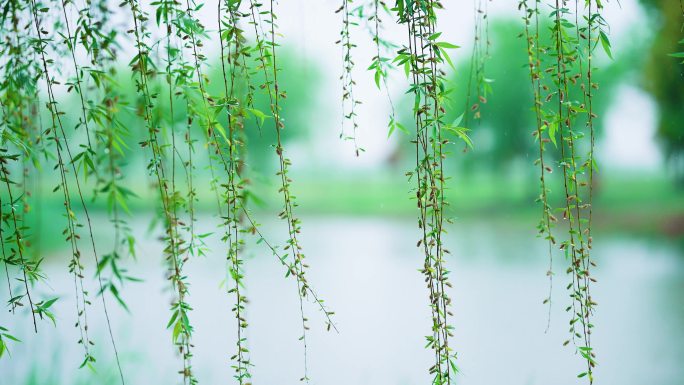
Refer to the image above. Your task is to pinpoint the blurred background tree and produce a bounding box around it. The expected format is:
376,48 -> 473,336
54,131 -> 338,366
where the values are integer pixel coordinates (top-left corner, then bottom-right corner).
639,0 -> 684,184
57,48 -> 320,185
394,19 -> 643,200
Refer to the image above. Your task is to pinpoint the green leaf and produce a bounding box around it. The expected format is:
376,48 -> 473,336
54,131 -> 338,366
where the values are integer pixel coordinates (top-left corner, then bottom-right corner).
428,32 -> 442,41
247,108 -> 267,126
439,46 -> 455,70
166,311 -> 178,329
435,42 -> 460,49
172,319 -> 182,342
444,125 -> 473,149
547,122 -> 558,147
599,31 -> 613,59
2,334 -> 19,342
387,117 -> 397,138
452,113 -> 464,128
41,297 -> 58,309
213,122 -> 230,144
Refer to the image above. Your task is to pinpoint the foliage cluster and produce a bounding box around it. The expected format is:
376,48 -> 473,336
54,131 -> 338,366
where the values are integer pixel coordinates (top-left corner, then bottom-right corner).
3,0 -> 668,384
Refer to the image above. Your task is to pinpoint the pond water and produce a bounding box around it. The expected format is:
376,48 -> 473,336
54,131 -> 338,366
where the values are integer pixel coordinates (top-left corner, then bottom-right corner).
2,215 -> 683,385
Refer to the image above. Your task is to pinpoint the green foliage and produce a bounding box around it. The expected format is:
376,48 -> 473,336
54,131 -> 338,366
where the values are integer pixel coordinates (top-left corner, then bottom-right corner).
6,0 -> 674,384
0,325 -> 21,358
518,0 -> 607,381
2,0 -> 334,383
442,18 -> 629,176
366,0 -> 400,137
639,0 -> 684,183
391,0 -> 462,383
337,0 -> 363,155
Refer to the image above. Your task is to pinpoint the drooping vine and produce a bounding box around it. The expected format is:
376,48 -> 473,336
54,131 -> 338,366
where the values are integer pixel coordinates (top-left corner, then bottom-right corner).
551,2 -> 597,381
393,1 -> 462,383
27,0 -> 124,378
0,0 -> 41,333
57,2 -> 128,376
248,0 -> 316,379
90,0 -> 138,313
520,0 -> 556,331
31,0 -> 95,368
0,1 -> 653,384
217,1 -> 253,381
520,0 -> 606,382
0,152 -> 40,331
464,0 -> 491,127
366,0 -> 402,137
337,0 -> 362,155
126,0 -> 196,382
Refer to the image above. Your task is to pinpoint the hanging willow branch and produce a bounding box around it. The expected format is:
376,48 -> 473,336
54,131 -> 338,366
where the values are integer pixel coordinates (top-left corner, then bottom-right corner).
0,1 -> 625,384
248,0 -> 314,379
28,0 -> 124,379
552,2 -> 596,381
126,0 -> 196,382
0,0 -> 43,334
367,0 -> 401,137
337,0 -> 362,155
393,1 -> 462,383
520,0 -> 605,382
55,2 -> 127,376
217,1 -> 251,382
0,153 -> 38,331
519,0 -> 556,332
90,0 -> 138,314
464,0 -> 491,127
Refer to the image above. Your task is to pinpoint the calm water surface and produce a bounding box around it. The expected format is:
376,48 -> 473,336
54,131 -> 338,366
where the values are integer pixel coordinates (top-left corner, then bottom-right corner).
2,216 -> 683,384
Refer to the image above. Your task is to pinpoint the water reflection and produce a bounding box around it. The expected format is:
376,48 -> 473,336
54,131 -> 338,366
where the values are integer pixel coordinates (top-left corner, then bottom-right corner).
2,216 -> 683,385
